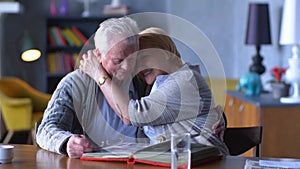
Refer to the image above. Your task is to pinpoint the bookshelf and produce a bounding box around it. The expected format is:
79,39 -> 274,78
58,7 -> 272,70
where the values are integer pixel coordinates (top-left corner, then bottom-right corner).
46,16 -> 110,93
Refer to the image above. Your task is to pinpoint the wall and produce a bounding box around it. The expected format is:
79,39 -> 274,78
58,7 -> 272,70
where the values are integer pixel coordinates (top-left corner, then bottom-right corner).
167,0 -> 288,90
0,0 -> 46,91
0,0 -> 291,92
0,0 -> 166,92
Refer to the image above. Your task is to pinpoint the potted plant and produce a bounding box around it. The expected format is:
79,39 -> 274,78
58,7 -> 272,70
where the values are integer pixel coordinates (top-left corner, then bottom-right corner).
269,66 -> 290,99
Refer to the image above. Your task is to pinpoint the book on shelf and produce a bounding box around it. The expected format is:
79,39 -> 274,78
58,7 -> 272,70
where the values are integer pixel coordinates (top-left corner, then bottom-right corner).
47,31 -> 55,46
80,140 -> 222,168
48,26 -> 88,47
48,26 -> 67,46
49,27 -> 61,46
61,28 -> 76,46
47,53 -> 56,73
71,26 -> 88,44
54,52 -> 63,73
63,28 -> 83,47
65,53 -> 78,72
56,27 -> 67,46
47,52 -> 77,74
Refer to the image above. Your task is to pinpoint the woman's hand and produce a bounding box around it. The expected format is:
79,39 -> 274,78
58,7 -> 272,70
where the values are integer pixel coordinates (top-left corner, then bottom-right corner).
79,49 -> 108,82
212,105 -> 226,142
80,50 -> 131,125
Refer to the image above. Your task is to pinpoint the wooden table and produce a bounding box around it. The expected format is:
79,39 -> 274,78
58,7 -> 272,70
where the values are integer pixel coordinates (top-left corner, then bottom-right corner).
0,144 -> 252,169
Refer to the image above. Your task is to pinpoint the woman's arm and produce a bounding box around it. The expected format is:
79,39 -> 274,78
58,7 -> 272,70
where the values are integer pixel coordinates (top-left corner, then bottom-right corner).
79,50 -> 132,125
128,66 -> 213,126
80,51 -> 212,127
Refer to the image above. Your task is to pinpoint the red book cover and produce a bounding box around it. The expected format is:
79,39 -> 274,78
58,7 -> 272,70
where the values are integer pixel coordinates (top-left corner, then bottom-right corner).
47,30 -> 55,46
49,27 -> 61,46
55,27 -> 67,46
66,53 -> 77,72
81,152 -> 222,168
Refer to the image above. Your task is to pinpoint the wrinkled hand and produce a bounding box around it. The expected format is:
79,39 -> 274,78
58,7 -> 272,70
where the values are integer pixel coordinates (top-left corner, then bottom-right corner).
212,105 -> 226,142
79,49 -> 108,82
66,135 -> 93,158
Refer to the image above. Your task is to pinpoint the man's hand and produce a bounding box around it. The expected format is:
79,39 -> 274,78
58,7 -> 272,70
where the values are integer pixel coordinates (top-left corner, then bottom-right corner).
212,105 -> 226,142
66,135 -> 93,158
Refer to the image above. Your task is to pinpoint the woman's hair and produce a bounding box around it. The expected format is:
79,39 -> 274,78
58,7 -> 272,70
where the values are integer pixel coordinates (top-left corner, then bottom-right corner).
139,27 -> 181,58
94,17 -> 140,57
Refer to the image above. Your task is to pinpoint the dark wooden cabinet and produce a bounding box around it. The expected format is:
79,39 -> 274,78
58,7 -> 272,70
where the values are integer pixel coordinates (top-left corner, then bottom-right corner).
224,91 -> 300,158
45,16 -> 110,93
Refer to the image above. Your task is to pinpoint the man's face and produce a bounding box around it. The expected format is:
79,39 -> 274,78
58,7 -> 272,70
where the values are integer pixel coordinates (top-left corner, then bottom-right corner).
101,39 -> 138,80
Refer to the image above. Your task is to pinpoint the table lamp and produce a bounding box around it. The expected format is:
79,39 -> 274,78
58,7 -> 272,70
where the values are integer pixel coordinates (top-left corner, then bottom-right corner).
279,0 -> 300,103
21,32 -> 41,62
245,3 -> 272,75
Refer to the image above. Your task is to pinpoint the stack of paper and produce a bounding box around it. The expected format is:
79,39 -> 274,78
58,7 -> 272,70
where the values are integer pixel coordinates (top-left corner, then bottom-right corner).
245,159 -> 300,169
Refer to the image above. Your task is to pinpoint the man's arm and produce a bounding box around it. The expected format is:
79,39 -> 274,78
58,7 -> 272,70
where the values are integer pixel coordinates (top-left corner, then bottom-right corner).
36,72 -> 79,154
36,71 -> 92,157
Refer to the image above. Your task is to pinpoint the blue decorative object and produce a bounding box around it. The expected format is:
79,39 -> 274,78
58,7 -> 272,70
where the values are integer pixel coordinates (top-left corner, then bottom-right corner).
59,0 -> 69,16
237,72 -> 262,96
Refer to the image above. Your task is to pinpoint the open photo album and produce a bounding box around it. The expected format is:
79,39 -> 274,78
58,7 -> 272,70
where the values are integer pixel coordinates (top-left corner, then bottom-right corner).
80,140 -> 223,168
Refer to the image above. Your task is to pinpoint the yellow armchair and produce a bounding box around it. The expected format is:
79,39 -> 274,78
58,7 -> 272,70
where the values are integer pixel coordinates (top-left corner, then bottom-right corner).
0,77 -> 51,144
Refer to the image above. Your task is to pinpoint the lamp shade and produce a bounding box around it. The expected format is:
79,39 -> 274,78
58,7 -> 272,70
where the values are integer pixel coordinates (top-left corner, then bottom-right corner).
21,33 -> 41,62
245,3 -> 272,45
279,0 -> 300,45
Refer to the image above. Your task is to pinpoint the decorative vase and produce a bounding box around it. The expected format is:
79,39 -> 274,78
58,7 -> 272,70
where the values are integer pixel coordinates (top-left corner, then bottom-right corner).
271,83 -> 290,99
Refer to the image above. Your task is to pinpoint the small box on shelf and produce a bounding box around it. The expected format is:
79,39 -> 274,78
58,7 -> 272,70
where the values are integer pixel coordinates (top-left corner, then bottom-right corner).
102,5 -> 129,16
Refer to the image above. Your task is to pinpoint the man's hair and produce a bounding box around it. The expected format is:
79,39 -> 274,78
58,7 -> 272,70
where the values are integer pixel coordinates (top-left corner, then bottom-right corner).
94,17 -> 140,57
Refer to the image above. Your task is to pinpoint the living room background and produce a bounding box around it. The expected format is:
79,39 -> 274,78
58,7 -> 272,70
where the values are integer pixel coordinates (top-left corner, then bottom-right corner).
0,0 -> 288,92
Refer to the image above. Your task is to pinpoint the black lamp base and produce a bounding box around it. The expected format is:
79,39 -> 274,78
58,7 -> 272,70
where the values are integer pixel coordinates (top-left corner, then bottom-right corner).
249,45 -> 265,75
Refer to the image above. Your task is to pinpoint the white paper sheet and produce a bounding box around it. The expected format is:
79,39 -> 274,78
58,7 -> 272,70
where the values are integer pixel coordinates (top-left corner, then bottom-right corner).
244,159 -> 300,169
259,160 -> 300,169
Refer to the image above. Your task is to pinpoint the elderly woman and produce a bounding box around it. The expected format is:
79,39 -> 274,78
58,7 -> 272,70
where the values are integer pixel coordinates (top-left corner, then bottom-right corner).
80,27 -> 229,155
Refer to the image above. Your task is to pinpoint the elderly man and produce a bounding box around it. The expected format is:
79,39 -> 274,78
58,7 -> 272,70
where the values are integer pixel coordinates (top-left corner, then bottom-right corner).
36,17 -> 147,158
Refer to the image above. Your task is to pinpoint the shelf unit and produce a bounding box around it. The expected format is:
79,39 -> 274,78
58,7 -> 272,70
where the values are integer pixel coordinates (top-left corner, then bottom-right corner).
46,16 -> 110,93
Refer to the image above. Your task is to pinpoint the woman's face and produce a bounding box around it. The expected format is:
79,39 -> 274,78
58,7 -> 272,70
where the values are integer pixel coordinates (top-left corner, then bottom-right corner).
136,49 -> 169,85
138,68 -> 165,85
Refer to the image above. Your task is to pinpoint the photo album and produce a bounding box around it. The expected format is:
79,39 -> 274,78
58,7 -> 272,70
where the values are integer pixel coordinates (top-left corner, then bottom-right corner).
80,140 -> 223,168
